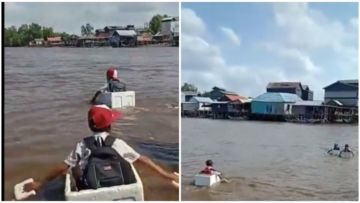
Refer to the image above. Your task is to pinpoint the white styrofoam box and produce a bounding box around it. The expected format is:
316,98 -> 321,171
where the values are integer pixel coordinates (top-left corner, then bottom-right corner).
97,91 -> 135,108
194,174 -> 220,187
65,165 -> 144,201
14,178 -> 36,200
328,149 -> 340,156
339,151 -> 354,159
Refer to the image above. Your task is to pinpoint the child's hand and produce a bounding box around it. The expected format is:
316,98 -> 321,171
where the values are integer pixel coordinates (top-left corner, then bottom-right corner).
24,181 -> 42,192
168,172 -> 179,181
169,172 -> 179,188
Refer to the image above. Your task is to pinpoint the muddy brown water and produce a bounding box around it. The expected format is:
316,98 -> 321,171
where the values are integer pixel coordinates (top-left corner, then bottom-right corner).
4,47 -> 179,200
182,118 -> 358,200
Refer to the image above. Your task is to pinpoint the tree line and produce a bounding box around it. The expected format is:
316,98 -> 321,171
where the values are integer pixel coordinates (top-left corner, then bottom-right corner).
5,14 -> 172,47
181,83 -> 211,97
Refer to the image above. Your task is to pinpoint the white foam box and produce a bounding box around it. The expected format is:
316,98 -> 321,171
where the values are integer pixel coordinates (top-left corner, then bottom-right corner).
65,165 -> 144,201
194,174 -> 220,187
98,91 -> 135,108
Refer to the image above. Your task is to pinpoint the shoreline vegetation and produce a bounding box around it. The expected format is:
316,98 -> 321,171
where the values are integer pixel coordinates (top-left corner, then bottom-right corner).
4,14 -> 179,48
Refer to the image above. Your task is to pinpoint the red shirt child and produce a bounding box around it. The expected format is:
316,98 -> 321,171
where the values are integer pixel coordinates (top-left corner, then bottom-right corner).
200,160 -> 217,175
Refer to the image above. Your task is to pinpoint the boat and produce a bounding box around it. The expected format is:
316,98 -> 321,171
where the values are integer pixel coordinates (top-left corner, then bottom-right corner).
194,173 -> 221,187
65,164 -> 144,201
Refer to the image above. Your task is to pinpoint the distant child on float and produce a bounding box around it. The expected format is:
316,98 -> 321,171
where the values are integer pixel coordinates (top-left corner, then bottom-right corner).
90,67 -> 127,104
200,160 -> 220,175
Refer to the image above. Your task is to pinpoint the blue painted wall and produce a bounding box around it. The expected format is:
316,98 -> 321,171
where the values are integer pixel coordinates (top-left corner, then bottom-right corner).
251,101 -> 289,115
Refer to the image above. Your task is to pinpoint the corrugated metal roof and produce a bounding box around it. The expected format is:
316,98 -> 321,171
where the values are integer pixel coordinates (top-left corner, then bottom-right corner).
267,82 -> 301,89
224,94 -> 250,103
326,99 -> 344,106
293,100 -> 323,106
191,97 -> 213,103
324,79 -> 358,89
339,79 -> 358,84
182,91 -> 197,96
211,101 -> 228,104
253,92 -> 302,103
115,30 -> 137,36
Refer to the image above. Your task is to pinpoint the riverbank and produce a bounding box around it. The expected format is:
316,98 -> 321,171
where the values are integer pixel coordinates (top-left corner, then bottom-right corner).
5,43 -> 178,48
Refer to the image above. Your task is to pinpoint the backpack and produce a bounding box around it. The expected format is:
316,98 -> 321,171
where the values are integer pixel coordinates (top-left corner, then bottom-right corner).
108,79 -> 126,92
82,136 -> 136,189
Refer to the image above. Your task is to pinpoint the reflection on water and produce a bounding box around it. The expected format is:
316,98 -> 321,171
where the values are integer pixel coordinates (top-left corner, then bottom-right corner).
182,118 -> 358,200
4,47 -> 179,200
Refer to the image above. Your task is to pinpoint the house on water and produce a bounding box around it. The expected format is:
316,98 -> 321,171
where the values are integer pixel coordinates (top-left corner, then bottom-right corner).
182,97 -> 213,117
289,100 -> 326,122
181,91 -> 197,102
322,80 -> 358,123
214,94 -> 251,118
46,37 -> 64,47
323,80 -> 358,107
101,25 -> 137,47
209,86 -> 238,101
109,30 -> 137,47
153,16 -> 179,45
251,92 -> 302,120
267,82 -> 313,101
29,38 -> 44,46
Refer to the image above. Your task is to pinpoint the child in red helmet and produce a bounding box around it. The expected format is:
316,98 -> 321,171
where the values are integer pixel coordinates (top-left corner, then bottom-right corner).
90,67 -> 127,105
22,105 -> 178,200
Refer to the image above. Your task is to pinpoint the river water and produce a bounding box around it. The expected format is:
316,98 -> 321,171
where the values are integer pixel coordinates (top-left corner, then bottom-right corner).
182,118 -> 358,200
4,47 -> 179,200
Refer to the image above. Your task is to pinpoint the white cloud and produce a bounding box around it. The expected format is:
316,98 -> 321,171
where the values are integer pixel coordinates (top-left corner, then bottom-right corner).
182,8 -> 206,36
182,8 -> 284,97
273,3 -> 357,52
220,27 -> 241,45
182,5 -> 358,100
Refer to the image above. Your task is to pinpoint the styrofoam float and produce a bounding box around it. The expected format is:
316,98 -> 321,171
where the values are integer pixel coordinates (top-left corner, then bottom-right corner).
194,174 -> 221,187
339,151 -> 354,159
328,149 -> 341,156
65,165 -> 144,201
97,91 -> 135,109
14,178 -> 36,200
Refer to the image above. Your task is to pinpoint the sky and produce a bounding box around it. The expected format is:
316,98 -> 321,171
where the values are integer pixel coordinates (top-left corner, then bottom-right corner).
182,3 -> 358,100
5,2 -> 179,35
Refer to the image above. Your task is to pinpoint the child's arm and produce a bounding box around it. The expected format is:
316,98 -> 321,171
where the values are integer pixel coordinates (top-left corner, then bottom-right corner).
135,155 -> 178,182
24,163 -> 70,192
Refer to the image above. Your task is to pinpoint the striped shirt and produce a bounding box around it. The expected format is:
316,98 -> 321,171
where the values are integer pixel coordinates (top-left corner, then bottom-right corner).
64,132 -> 140,170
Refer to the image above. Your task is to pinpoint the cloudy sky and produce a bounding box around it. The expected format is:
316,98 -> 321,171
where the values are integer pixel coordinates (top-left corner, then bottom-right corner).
5,2 -> 178,35
182,3 -> 358,100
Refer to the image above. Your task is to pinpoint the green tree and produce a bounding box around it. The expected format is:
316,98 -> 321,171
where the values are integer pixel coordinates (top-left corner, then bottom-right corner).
81,23 -> 94,36
4,26 -> 18,46
42,26 -> 54,40
181,83 -> 198,93
149,14 -> 163,35
28,23 -> 43,39
5,23 -> 74,47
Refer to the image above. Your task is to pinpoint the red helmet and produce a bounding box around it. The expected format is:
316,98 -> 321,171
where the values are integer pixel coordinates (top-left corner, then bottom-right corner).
88,105 -> 122,129
106,67 -> 118,79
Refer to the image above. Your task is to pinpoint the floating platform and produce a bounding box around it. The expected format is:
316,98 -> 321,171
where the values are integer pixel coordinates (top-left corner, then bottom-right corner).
65,165 -> 144,201
194,174 -> 220,187
97,91 -> 135,108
